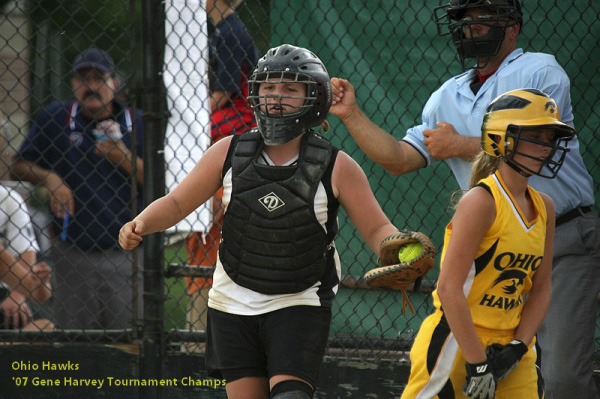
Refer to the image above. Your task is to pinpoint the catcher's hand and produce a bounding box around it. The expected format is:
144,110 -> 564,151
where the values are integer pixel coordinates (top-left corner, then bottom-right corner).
363,230 -> 435,314
486,340 -> 528,380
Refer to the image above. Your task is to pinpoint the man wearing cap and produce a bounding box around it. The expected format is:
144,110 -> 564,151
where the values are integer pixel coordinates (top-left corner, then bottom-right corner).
11,48 -> 145,330
331,1 -> 599,398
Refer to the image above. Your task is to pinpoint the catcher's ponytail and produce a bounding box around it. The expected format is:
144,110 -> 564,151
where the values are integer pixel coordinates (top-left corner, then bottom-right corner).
470,151 -> 501,188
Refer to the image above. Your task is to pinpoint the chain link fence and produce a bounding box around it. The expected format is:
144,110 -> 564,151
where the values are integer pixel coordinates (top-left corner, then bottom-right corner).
0,0 -> 598,396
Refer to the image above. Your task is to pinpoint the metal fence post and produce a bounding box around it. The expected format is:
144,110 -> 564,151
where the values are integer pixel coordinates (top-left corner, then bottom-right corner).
140,0 -> 167,397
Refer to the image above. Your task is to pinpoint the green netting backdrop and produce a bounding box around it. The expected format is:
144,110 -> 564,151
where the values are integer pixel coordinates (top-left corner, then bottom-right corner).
271,0 -> 600,340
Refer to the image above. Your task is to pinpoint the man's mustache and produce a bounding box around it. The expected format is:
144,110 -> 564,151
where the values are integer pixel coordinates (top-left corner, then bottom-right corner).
83,91 -> 102,100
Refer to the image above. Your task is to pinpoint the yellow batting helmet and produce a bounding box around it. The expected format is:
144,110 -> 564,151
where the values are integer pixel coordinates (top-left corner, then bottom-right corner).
481,88 -> 575,178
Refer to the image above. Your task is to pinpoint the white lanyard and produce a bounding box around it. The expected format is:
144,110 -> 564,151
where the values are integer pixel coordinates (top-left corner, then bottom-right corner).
67,102 -> 132,132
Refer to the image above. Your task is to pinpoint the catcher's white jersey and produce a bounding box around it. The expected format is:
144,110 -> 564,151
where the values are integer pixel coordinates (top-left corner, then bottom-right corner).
433,171 -> 547,331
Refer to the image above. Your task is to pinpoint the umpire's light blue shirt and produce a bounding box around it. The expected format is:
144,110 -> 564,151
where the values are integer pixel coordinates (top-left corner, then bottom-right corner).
403,48 -> 594,216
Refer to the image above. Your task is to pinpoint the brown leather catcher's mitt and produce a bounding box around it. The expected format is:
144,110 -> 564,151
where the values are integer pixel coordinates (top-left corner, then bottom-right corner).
363,230 -> 436,314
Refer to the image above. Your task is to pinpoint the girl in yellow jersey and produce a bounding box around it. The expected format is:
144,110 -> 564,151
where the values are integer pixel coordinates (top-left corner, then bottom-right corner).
401,89 -> 575,399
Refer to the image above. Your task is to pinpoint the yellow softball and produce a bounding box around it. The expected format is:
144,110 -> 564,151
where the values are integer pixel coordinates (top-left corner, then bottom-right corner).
398,242 -> 423,263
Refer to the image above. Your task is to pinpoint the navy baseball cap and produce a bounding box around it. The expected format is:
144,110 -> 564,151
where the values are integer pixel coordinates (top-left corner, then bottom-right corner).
72,48 -> 115,74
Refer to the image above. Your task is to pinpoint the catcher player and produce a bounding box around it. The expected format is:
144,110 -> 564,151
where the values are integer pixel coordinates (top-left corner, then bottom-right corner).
120,44 -> 427,399
401,89 -> 574,399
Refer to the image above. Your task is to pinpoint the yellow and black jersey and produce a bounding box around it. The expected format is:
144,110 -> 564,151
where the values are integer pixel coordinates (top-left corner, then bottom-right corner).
433,171 -> 547,331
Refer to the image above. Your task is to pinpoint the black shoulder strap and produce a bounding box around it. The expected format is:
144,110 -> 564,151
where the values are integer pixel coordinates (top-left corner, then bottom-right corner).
222,135 -> 240,180
231,129 -> 262,175
300,130 -> 334,185
474,182 -> 493,198
223,130 -> 261,179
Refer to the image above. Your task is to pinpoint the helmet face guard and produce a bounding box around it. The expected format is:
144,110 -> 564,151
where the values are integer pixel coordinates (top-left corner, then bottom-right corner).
482,89 -> 575,179
249,71 -> 317,145
248,44 -> 332,146
500,125 -> 574,178
434,0 -> 523,69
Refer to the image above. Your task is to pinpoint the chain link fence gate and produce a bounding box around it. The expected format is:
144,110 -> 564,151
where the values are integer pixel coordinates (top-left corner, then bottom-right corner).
0,0 -> 599,398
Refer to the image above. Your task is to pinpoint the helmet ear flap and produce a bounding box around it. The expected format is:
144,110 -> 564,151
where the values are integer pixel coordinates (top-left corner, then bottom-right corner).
490,140 -> 502,157
504,126 -> 518,155
482,130 -> 504,158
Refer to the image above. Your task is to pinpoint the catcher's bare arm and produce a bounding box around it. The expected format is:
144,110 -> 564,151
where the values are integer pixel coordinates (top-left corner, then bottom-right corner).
119,137 -> 231,250
330,77 -> 426,175
332,150 -> 398,255
436,187 -> 496,364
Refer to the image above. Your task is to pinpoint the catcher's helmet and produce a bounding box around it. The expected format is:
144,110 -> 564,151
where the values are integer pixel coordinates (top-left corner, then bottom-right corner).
248,44 -> 332,146
434,0 -> 523,69
481,88 -> 575,179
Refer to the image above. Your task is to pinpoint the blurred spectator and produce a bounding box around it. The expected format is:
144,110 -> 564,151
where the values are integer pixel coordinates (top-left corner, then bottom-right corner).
183,0 -> 259,351
0,109 -> 53,331
0,185 -> 53,331
11,48 -> 144,330
206,0 -> 259,141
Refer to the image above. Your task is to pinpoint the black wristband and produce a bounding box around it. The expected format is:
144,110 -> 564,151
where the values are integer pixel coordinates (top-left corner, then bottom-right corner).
509,339 -> 528,359
466,360 -> 492,376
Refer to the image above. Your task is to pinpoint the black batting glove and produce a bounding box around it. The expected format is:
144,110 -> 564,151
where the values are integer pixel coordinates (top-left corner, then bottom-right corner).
486,339 -> 528,380
463,360 -> 497,399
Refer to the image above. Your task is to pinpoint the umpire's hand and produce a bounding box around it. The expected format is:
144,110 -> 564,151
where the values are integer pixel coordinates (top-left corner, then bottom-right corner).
330,77 -> 359,122
119,220 -> 144,250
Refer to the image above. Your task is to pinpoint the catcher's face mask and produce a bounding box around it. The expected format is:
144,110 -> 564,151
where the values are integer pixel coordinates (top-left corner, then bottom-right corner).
481,88 -> 575,178
257,77 -> 308,116
434,0 -> 523,69
248,44 -> 332,146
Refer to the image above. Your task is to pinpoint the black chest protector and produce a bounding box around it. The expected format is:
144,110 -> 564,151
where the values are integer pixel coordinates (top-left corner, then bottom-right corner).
219,129 -> 336,295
